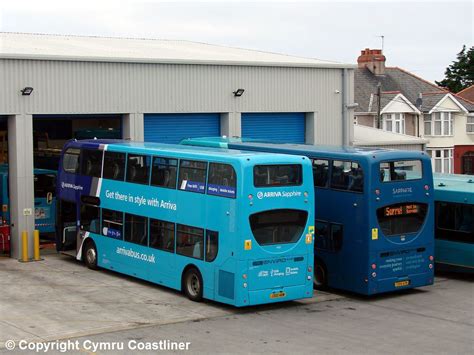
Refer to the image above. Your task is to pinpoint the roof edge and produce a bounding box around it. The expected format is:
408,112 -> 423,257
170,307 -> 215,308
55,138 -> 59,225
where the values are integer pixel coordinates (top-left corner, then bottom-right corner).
0,53 -> 356,69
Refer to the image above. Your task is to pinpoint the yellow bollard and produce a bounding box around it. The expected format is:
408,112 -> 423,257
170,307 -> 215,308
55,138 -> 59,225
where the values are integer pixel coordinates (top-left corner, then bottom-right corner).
21,231 -> 29,262
34,230 -> 41,261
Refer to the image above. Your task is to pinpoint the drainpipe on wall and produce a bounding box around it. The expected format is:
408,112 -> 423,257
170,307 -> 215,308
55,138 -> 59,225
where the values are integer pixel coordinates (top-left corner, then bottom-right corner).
342,68 -> 348,146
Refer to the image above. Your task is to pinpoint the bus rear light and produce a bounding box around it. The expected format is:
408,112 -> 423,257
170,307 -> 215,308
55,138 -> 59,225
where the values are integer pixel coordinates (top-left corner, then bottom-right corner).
429,255 -> 434,261
371,263 -> 376,270
242,274 -> 247,279
243,282 -> 248,288
375,189 -> 380,196
308,266 -> 312,273
304,191 -> 308,197
371,272 -> 376,278
429,264 -> 433,269
424,185 -> 430,190
248,194 -> 253,200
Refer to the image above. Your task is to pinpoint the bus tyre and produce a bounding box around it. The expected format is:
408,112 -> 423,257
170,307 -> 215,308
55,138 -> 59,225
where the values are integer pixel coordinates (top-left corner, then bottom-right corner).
183,268 -> 203,302
83,240 -> 98,270
313,261 -> 328,290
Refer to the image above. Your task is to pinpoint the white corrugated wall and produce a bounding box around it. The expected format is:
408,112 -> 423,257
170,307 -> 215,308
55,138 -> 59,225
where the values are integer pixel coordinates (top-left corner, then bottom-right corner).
0,59 -> 351,145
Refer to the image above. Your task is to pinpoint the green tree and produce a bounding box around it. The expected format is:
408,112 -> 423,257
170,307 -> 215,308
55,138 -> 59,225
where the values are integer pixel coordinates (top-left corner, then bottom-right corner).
436,45 -> 474,93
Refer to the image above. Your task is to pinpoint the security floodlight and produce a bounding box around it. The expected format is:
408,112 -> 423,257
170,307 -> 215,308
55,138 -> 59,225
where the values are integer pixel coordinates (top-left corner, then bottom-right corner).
233,88 -> 245,97
21,87 -> 34,96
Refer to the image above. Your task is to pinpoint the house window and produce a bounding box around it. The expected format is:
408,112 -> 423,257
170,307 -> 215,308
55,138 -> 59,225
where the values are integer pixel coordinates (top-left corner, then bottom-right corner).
425,112 -> 453,136
427,149 -> 453,173
467,116 -> 474,134
382,113 -> 405,134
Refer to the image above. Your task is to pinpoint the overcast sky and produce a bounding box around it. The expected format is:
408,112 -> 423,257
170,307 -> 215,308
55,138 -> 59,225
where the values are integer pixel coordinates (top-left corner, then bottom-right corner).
1,0 -> 472,82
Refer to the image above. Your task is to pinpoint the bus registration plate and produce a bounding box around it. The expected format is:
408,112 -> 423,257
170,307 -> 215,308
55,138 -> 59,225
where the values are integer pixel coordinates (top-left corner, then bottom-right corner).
394,280 -> 410,287
270,291 -> 286,299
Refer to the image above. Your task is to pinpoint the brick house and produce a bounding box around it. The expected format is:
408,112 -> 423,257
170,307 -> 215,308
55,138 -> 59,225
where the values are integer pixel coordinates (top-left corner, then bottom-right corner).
354,49 -> 474,174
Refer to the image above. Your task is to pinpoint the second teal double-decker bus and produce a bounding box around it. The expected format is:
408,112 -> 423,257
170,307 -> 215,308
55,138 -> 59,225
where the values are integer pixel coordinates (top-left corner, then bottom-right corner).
0,165 -> 57,236
182,137 -> 435,295
56,140 -> 315,306
433,173 -> 474,272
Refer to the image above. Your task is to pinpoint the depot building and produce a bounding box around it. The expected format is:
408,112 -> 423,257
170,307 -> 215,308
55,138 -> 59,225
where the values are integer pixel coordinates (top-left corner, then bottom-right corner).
0,32 -> 355,258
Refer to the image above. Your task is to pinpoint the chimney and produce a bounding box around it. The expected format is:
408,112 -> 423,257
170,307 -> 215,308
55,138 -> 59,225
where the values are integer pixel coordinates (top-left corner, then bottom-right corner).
357,48 -> 386,75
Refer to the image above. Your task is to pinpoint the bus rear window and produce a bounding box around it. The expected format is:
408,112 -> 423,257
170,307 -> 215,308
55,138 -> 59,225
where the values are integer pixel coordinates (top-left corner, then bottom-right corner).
253,165 -> 302,187
249,209 -> 308,245
377,203 -> 428,236
380,160 -> 422,182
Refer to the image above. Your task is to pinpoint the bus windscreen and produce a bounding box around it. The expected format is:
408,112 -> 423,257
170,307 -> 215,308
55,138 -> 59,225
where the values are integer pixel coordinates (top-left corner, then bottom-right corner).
253,165 -> 302,187
380,160 -> 422,182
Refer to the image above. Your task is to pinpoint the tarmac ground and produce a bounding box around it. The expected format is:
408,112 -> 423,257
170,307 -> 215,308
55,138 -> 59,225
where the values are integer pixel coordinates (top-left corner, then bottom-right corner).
0,252 -> 472,354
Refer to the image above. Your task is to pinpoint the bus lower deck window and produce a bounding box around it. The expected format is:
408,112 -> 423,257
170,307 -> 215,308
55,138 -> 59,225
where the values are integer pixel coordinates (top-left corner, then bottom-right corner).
206,231 -> 218,262
102,209 -> 124,240
125,213 -> 148,246
176,224 -> 204,259
80,204 -> 100,234
150,219 -> 175,252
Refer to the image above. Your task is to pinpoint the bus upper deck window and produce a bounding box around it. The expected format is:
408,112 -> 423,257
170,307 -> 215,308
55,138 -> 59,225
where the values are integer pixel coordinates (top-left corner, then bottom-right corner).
331,161 -> 364,192
126,155 -> 151,185
63,148 -> 80,173
312,159 -> 329,188
254,165 -> 302,187
380,160 -> 422,182
208,163 -> 236,198
178,160 -> 207,194
103,151 -> 126,181
81,149 -> 103,178
151,157 -> 178,189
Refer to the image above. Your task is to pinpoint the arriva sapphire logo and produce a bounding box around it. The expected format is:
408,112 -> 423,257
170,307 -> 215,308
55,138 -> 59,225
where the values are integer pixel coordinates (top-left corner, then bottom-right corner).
392,187 -> 412,195
256,191 -> 302,199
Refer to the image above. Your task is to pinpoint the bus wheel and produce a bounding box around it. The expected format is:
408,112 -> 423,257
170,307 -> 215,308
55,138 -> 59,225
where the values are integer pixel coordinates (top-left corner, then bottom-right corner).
83,240 -> 98,270
183,267 -> 203,302
313,261 -> 327,290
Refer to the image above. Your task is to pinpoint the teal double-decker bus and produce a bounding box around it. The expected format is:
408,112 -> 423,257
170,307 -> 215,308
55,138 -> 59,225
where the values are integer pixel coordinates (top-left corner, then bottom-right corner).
0,165 -> 57,236
433,173 -> 474,272
182,137 -> 435,295
56,140 -> 315,306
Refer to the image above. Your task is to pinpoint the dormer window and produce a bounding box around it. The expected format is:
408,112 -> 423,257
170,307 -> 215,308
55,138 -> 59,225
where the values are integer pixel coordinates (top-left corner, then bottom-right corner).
424,112 -> 453,136
382,113 -> 405,134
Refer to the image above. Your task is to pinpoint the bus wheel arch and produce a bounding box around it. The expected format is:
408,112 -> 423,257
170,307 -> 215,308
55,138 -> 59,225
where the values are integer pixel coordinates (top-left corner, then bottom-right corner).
83,238 -> 99,270
181,265 -> 204,302
313,257 -> 328,290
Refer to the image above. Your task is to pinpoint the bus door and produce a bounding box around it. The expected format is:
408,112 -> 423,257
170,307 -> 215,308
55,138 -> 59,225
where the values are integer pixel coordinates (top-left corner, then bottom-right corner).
33,172 -> 57,235
326,160 -> 366,286
57,199 -> 78,255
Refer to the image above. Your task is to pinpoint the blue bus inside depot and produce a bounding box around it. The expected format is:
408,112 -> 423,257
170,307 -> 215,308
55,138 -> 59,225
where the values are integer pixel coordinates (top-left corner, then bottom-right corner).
56,140 -> 315,307
181,137 -> 435,295
433,173 -> 474,272
0,165 -> 57,235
